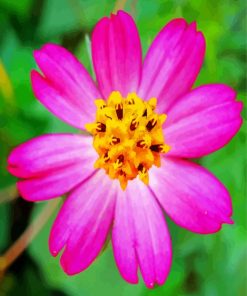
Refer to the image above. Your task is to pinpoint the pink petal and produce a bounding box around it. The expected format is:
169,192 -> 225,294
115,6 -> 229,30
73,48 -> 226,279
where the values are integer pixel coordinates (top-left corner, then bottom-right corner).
112,180 -> 172,288
32,43 -> 101,129
17,164 -> 88,202
8,134 -> 97,201
138,18 -> 205,113
164,84 -> 243,158
92,11 -> 142,98
149,157 -> 233,234
8,134 -> 94,178
112,186 -> 138,284
49,170 -> 118,275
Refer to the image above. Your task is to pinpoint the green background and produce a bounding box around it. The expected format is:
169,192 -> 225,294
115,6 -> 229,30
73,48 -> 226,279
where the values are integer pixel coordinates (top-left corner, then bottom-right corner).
0,0 -> 246,295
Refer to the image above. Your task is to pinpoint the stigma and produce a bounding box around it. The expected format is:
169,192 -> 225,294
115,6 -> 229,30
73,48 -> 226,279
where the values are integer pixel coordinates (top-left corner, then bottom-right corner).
85,91 -> 170,190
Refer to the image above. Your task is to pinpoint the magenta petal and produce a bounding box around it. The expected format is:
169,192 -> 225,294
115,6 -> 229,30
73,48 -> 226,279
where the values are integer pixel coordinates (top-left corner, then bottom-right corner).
138,19 -> 205,113
17,164 -> 86,202
112,180 -> 172,288
149,157 -> 233,234
165,84 -> 243,158
8,134 -> 95,178
49,171 -> 118,275
112,187 -> 138,284
8,134 -> 97,201
92,11 -> 142,98
32,43 -> 101,129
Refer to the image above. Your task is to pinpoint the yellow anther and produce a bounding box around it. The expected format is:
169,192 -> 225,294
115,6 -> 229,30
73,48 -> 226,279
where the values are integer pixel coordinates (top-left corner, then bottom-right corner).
103,152 -> 110,162
109,136 -> 120,145
125,92 -> 141,105
108,91 -> 122,106
138,164 -> 149,185
95,99 -> 106,109
139,171 -> 149,185
96,122 -> 106,132
148,97 -> 157,110
146,116 -> 157,131
85,123 -> 97,134
115,103 -> 123,120
159,114 -> 167,125
137,134 -> 152,149
161,144 -> 171,153
130,118 -> 139,131
113,160 -> 123,170
150,144 -> 171,153
137,140 -> 147,148
113,155 -> 124,170
85,91 -> 170,190
126,97 -> 135,105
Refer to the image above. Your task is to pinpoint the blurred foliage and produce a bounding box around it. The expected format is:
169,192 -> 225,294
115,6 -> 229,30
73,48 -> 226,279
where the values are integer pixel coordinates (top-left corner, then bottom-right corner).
0,0 -> 246,295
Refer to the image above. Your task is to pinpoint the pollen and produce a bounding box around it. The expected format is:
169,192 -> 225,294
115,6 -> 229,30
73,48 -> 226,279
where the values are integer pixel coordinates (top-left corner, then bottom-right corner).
85,91 -> 170,190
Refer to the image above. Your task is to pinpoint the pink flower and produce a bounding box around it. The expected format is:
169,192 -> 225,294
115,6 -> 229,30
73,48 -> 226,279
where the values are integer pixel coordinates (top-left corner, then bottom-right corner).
8,11 -> 242,288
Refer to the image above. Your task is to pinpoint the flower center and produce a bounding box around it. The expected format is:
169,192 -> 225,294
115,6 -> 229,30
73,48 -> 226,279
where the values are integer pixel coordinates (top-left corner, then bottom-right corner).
85,91 -> 170,190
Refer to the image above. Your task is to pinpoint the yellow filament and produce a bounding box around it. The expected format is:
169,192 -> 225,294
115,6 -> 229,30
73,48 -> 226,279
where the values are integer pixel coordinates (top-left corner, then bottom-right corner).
85,91 -> 170,190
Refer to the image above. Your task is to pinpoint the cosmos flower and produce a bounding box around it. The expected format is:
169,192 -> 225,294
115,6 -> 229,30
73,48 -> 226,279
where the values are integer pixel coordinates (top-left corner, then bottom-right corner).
8,11 -> 242,288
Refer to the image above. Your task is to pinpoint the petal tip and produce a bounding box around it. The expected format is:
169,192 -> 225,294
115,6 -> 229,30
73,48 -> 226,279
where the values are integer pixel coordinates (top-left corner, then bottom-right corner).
48,236 -> 60,257
60,254 -> 80,276
165,18 -> 188,32
225,216 -> 234,225
190,20 -> 197,31
16,181 -> 29,201
51,249 -> 59,257
119,266 -> 139,285
196,31 -> 206,51
145,281 -> 155,289
6,164 -> 16,176
125,276 -> 139,285
30,69 -> 41,83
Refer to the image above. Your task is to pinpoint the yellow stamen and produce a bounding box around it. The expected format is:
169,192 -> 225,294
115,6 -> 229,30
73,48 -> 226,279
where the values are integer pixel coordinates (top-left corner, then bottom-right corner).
85,91 -> 170,190
138,164 -> 149,185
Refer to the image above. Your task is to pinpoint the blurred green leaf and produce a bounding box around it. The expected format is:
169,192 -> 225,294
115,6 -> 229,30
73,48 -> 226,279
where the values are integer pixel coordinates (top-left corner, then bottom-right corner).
38,0 -> 114,38
0,0 -> 32,19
